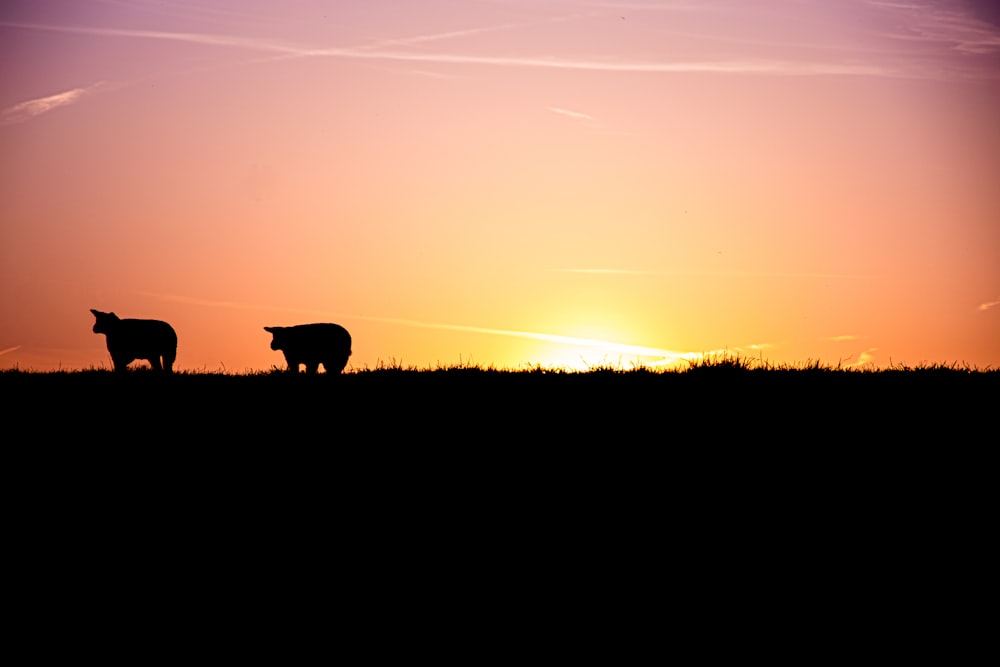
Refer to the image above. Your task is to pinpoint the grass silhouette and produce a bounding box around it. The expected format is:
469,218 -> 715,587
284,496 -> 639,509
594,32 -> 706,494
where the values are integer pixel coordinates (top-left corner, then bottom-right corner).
6,353 -> 992,577
5,352 -> 994,444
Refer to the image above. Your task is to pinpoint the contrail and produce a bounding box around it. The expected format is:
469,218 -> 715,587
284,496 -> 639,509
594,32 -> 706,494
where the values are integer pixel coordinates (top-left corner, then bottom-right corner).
0,22 -> 302,53
350,314 -> 696,361
0,21 -> 899,77
140,292 -> 698,361
552,268 -> 873,279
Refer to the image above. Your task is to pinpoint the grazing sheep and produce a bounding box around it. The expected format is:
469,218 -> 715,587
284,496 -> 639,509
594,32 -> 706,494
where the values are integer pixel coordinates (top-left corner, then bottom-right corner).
264,323 -> 352,374
90,309 -> 178,372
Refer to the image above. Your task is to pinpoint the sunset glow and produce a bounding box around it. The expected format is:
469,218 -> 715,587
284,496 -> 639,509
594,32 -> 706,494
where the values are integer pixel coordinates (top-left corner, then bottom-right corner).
1,0 -> 998,372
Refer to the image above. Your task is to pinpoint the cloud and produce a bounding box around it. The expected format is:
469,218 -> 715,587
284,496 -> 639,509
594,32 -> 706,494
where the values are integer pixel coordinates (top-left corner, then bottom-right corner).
336,52 -> 894,76
141,291 -> 699,363
360,22 -> 531,50
844,348 -> 879,368
964,1 -> 1000,30
547,107 -> 596,121
355,314 -> 699,362
10,3 -> 1000,88
551,268 -> 871,279
978,298 -> 1000,311
0,20 -> 902,78
0,345 -> 22,357
140,292 -> 271,311
866,0 -> 1000,55
823,334 -> 864,341
0,22 -> 299,53
0,85 -> 108,126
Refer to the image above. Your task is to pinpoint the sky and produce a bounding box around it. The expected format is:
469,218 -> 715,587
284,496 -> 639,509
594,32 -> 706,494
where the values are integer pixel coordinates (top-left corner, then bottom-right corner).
1,0 -> 998,373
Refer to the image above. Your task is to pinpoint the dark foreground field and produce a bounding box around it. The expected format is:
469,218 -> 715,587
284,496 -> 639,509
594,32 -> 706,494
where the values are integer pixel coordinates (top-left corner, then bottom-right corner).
6,359 -> 994,528
7,359 -> 994,522
5,359 -> 995,442
5,360 -> 994,623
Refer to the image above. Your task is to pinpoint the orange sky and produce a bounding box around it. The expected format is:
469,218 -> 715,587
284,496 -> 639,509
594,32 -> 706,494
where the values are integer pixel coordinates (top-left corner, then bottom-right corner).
2,0 -> 998,372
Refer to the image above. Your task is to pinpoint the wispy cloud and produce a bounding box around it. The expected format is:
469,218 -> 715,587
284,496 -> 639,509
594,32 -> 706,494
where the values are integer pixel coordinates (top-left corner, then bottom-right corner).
8,0 -> 999,93
546,106 -> 618,132
0,22 -> 300,53
141,292 -> 699,363
0,345 -> 22,357
359,22 -> 531,50
137,292 -> 272,312
0,20 -> 902,78
978,298 -> 1000,312
0,83 -> 109,126
547,106 -> 596,121
823,334 -> 864,341
551,268 -> 871,279
844,347 -> 879,368
356,314 -> 699,362
288,51 -> 895,77
581,1 -> 727,13
866,0 -> 1000,55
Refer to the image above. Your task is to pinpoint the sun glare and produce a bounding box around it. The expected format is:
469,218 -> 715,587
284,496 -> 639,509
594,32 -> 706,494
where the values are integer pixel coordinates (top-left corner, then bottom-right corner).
527,335 -> 699,372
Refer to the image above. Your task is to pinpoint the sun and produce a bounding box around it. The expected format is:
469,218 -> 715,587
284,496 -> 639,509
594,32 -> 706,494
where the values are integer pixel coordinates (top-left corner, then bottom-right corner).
524,336 -> 698,373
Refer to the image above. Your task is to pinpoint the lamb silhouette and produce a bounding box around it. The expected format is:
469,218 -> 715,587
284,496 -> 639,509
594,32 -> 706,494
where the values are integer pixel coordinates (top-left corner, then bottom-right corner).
264,323 -> 352,374
90,309 -> 178,372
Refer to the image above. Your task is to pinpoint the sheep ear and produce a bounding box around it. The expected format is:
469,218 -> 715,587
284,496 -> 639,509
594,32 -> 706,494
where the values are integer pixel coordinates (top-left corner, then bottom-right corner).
90,309 -> 100,316
264,326 -> 275,333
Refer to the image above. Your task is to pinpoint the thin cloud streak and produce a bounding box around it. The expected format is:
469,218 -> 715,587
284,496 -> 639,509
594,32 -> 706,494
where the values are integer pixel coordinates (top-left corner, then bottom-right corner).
547,107 -> 596,121
143,292 -> 698,363
552,268 -> 872,279
358,22 -> 531,50
0,346 -> 22,357
0,84 -> 109,126
356,315 -> 698,361
138,292 -> 276,312
978,299 -> 1000,312
866,0 -> 1000,55
0,20 -> 902,78
845,348 -> 879,368
583,1 -> 720,10
250,50 -> 901,77
0,21 -> 301,53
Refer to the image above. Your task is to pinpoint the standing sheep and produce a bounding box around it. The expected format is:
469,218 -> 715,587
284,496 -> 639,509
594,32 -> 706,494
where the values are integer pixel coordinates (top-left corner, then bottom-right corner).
264,323 -> 352,374
90,309 -> 178,372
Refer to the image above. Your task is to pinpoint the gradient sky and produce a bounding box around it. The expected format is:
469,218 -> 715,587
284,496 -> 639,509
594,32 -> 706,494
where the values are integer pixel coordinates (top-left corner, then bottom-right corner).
2,0 -> 998,372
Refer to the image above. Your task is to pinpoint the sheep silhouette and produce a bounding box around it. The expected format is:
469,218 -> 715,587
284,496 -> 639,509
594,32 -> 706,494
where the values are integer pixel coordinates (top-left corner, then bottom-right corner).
91,309 -> 178,372
264,323 -> 352,374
